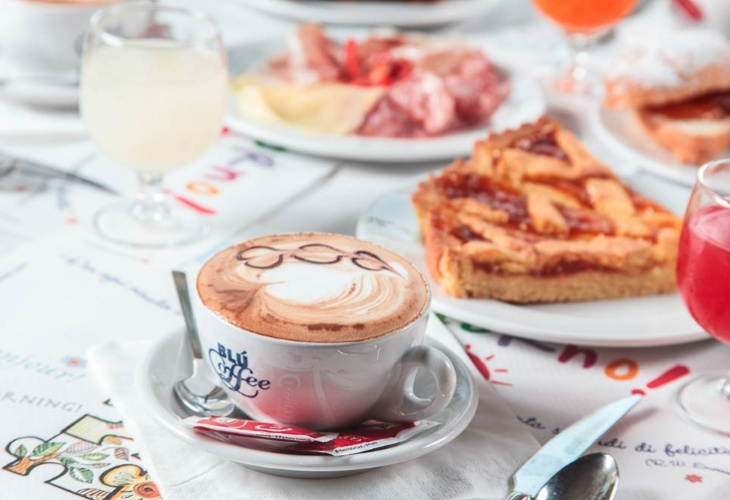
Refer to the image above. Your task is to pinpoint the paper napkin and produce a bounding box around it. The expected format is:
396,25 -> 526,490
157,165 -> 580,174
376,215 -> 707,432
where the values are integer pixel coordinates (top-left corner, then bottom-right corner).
444,318 -> 730,499
88,318 -> 539,500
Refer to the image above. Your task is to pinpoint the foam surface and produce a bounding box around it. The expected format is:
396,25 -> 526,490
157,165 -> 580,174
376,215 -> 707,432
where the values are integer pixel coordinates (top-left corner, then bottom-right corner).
197,233 -> 429,342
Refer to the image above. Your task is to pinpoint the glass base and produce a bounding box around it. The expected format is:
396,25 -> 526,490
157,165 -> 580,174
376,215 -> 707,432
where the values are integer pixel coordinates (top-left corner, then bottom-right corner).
675,374 -> 730,437
94,201 -> 208,248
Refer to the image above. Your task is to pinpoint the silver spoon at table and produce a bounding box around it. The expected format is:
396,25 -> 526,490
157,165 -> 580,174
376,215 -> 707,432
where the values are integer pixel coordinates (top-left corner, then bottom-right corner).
534,452 -> 619,500
171,270 -> 235,417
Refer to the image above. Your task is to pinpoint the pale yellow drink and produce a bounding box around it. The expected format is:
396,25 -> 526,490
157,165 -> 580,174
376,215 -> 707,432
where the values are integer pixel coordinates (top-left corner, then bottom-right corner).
81,40 -> 227,174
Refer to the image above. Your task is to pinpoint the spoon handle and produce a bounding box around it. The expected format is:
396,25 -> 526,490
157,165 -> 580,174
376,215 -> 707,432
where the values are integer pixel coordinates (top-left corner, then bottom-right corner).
172,270 -> 202,359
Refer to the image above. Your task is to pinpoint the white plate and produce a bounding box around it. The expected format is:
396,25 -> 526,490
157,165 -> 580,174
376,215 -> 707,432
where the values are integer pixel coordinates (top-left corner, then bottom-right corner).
0,82 -> 79,109
592,106 -> 699,187
356,172 -> 707,348
136,328 -> 477,479
234,0 -> 500,27
0,74 -> 79,109
225,42 -> 546,164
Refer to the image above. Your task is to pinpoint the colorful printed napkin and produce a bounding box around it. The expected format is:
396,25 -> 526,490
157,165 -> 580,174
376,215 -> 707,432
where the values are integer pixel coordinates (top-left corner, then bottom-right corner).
443,317 -> 730,498
86,318 -> 540,500
0,131 -> 338,268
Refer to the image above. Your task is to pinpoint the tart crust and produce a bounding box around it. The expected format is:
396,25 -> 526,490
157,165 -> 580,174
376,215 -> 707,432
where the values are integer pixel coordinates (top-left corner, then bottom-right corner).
412,117 -> 681,303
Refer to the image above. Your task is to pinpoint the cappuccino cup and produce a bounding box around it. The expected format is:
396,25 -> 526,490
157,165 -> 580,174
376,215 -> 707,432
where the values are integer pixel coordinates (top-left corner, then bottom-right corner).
195,233 -> 457,431
0,0 -> 124,75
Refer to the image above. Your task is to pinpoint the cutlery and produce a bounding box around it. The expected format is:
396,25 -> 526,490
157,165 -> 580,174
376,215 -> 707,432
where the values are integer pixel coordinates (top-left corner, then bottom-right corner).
0,152 -> 118,195
535,452 -> 619,500
504,394 -> 642,500
171,270 -> 235,417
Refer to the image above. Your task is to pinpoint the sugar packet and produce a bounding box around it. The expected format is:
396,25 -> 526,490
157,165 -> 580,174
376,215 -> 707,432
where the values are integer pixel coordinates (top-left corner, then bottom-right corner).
182,416 -> 336,443
182,417 -> 438,456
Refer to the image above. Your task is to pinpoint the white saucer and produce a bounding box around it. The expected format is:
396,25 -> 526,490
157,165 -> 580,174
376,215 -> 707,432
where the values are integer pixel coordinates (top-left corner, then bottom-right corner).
0,80 -> 79,109
233,0 -> 500,27
136,329 -> 477,479
591,106 -> 699,187
225,41 -> 545,164
356,172 -> 706,348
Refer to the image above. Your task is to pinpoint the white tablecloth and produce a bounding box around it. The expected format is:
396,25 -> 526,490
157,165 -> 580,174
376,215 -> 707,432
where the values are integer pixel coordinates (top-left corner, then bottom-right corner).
2,1 -> 730,499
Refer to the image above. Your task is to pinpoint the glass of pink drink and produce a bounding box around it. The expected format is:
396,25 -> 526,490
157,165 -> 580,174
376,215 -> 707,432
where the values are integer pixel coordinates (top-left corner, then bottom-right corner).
676,159 -> 730,435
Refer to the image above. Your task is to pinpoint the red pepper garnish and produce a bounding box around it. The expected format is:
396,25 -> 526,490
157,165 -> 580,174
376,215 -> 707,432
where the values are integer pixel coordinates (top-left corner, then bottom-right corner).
368,59 -> 393,86
344,39 -> 361,82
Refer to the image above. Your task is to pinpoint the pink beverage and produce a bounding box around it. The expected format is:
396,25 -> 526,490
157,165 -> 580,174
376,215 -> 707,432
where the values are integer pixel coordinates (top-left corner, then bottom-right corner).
677,204 -> 730,343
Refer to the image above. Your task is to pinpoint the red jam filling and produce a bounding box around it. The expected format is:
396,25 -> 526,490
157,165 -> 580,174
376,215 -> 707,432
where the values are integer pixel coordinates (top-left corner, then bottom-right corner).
648,91 -> 730,120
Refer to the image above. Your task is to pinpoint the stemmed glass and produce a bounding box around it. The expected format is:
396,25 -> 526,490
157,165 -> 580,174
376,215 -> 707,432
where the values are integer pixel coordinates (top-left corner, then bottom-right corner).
81,2 -> 228,247
531,0 -> 637,93
676,159 -> 730,436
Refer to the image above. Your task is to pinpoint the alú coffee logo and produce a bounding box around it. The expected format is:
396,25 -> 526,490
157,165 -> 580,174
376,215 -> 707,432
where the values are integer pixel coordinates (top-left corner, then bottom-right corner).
209,344 -> 271,398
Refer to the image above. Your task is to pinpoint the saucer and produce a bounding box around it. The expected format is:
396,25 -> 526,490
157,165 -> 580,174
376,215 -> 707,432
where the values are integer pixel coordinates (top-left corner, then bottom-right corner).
136,328 -> 477,479
0,79 -> 79,109
591,105 -> 698,187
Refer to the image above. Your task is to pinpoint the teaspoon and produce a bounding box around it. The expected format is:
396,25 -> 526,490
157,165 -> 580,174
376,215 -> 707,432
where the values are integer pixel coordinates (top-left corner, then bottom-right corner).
171,270 -> 235,417
534,453 -> 619,500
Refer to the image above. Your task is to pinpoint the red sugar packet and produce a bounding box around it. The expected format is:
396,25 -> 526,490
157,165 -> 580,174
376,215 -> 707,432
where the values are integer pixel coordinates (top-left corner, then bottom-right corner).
182,417 -> 438,456
285,420 -> 439,456
181,416 -> 336,443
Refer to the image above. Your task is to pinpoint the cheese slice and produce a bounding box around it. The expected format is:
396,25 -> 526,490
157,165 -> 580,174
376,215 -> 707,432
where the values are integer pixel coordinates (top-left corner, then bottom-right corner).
231,76 -> 386,136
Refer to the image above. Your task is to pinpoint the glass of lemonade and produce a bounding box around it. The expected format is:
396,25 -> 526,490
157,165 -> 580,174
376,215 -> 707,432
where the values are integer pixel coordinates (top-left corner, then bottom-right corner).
81,2 -> 227,247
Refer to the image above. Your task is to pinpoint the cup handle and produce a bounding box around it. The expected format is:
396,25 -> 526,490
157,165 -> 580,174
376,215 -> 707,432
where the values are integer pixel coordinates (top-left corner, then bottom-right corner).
371,345 -> 457,422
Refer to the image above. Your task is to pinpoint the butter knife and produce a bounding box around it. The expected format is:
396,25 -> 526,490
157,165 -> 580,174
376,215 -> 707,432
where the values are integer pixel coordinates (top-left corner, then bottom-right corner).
0,152 -> 118,196
504,394 -> 642,500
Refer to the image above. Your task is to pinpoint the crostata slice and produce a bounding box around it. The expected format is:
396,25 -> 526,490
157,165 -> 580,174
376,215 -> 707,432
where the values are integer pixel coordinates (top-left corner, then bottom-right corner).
412,117 -> 681,303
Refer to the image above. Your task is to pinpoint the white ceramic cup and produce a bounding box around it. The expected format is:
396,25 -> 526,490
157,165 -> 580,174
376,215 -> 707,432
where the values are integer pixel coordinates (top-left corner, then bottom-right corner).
194,284 -> 457,431
0,0 -> 123,74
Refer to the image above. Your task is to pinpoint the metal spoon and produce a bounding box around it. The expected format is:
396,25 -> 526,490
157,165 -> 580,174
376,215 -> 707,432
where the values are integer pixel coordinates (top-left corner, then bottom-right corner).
534,453 -> 619,500
171,270 -> 235,417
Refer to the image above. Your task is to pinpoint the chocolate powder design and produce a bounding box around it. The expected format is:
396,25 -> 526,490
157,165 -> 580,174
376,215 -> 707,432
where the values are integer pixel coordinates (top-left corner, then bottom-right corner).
198,234 -> 429,342
235,243 -> 401,276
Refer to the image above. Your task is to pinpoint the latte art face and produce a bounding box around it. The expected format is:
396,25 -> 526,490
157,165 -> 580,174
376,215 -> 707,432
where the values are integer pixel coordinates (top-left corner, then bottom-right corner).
197,233 -> 429,342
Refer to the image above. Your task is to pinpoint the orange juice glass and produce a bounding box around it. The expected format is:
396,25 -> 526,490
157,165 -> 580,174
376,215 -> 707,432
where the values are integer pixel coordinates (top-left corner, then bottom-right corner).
532,0 -> 637,93
534,0 -> 637,33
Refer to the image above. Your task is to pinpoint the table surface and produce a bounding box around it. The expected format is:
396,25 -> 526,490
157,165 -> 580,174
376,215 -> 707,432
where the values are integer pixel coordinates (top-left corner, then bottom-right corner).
2,1 -> 730,499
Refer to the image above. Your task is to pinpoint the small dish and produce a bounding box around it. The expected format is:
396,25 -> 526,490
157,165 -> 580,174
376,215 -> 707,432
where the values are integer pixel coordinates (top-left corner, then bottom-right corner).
136,328 -> 477,479
0,78 -> 79,109
592,106 -> 699,187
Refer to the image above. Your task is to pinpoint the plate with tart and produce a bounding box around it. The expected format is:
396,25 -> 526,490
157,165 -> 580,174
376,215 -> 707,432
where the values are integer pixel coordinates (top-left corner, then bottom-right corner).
225,25 -> 545,163
357,117 -> 705,347
233,0 -> 501,28
593,29 -> 730,187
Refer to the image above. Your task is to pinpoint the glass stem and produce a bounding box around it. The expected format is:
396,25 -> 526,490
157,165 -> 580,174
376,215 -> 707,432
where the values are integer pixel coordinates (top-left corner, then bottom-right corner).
132,172 -> 168,222
566,32 -> 594,83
